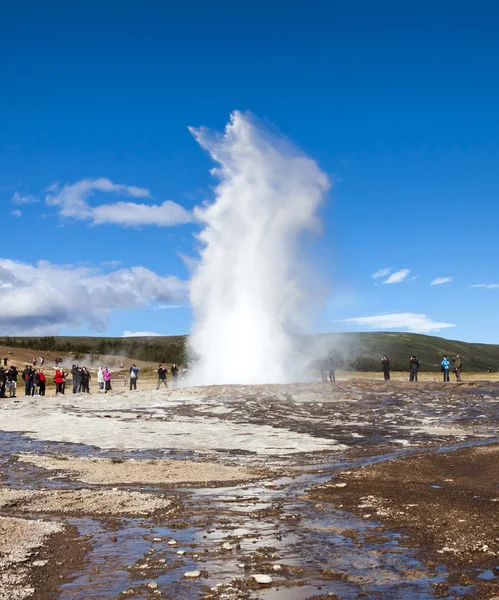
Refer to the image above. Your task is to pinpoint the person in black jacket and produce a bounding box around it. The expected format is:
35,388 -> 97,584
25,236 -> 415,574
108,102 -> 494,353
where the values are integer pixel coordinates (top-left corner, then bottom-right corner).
382,356 -> 390,381
7,365 -> 18,398
22,366 -> 33,396
81,368 -> 91,393
32,370 -> 40,396
409,355 -> 420,382
157,365 -> 168,389
0,368 -> 6,398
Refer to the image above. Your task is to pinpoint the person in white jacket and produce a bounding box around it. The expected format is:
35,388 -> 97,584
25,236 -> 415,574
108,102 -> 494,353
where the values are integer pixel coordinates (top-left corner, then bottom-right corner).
97,367 -> 104,391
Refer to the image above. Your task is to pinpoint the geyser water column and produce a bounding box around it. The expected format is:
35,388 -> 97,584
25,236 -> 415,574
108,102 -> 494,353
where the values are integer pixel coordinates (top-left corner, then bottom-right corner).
188,111 -> 330,385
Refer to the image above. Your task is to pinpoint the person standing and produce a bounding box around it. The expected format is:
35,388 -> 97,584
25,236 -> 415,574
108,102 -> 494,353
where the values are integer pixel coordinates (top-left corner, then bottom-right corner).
157,365 -> 168,389
453,355 -> 462,381
129,365 -> 139,390
54,368 -> 65,395
7,365 -> 18,398
81,367 -> 91,393
23,366 -> 33,396
171,364 -> 179,389
32,370 -> 40,396
38,370 -> 46,396
0,368 -> 6,398
97,367 -> 104,391
319,359 -> 328,383
441,356 -> 450,382
104,368 -> 112,393
71,365 -> 79,393
382,355 -> 390,381
409,355 -> 420,382
328,357 -> 336,383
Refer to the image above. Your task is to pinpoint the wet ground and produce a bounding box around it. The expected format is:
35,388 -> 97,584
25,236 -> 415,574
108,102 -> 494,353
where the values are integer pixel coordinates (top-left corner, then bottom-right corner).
0,380 -> 498,599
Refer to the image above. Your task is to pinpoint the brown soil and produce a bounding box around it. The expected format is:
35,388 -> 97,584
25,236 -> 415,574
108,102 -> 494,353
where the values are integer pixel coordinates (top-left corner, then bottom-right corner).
0,488 -> 173,517
17,455 -> 260,485
0,516 -> 64,600
308,442 -> 499,594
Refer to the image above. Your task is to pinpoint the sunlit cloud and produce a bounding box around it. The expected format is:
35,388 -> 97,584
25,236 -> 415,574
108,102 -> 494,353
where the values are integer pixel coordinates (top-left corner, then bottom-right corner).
339,312 -> 455,333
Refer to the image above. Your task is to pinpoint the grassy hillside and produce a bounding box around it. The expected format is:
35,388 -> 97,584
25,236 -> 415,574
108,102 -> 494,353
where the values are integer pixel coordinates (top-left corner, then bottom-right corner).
310,332 -> 499,372
1,332 -> 498,372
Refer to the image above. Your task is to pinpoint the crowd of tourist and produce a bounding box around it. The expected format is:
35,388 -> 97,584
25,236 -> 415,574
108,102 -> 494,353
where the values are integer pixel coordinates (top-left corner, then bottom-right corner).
381,354 -> 464,382
0,359 -> 185,397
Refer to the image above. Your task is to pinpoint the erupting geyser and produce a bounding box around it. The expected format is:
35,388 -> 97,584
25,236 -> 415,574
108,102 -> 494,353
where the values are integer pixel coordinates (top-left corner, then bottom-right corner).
188,112 -> 330,385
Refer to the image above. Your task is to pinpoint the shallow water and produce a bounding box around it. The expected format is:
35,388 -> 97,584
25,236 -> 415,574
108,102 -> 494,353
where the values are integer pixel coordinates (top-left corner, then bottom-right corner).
54,453 -> 451,599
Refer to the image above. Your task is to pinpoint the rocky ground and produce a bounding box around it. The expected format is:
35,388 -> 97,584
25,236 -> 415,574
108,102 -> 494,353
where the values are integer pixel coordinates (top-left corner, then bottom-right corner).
0,379 -> 498,599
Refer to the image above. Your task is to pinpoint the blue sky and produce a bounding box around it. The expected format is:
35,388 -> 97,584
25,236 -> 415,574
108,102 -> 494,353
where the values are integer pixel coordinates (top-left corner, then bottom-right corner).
1,0 -> 498,342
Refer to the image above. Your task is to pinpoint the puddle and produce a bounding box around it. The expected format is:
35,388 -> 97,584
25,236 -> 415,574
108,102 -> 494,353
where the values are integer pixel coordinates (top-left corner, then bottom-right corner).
55,458 -> 450,599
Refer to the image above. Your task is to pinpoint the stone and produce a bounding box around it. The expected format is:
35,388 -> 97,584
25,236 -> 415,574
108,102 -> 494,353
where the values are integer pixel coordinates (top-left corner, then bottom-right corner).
184,570 -> 201,578
253,574 -> 272,584
222,542 -> 233,550
147,582 -> 158,589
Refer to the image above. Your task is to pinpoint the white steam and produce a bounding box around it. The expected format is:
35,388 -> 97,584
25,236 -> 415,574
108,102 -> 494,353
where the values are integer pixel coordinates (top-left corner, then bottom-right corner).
188,112 -> 330,385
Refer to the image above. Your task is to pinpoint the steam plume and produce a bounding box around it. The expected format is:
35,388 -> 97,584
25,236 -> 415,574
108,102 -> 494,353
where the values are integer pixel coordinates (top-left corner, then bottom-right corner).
188,112 -> 330,384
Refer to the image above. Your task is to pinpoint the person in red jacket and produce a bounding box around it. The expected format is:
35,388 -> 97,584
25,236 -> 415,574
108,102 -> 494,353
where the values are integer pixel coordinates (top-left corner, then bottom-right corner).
38,370 -> 46,396
54,368 -> 65,395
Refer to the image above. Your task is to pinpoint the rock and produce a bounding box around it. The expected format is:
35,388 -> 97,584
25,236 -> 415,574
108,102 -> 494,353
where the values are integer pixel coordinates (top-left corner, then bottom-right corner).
222,542 -> 233,550
184,570 -> 201,578
167,539 -> 177,545
32,560 -> 48,567
253,574 -> 272,584
272,564 -> 282,571
153,537 -> 162,542
177,550 -> 185,556
147,582 -> 158,589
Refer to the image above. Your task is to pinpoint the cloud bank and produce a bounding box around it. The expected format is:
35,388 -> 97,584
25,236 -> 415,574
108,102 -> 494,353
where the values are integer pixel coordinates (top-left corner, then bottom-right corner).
45,177 -> 192,227
340,312 -> 455,333
0,259 -> 187,335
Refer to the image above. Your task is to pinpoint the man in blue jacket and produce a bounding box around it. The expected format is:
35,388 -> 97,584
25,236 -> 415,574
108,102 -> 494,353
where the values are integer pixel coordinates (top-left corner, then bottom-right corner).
129,364 -> 139,390
441,356 -> 450,382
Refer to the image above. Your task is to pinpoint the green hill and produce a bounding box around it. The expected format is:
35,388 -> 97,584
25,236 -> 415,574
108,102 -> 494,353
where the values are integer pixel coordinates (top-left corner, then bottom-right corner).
1,332 -> 498,372
308,332 -> 499,372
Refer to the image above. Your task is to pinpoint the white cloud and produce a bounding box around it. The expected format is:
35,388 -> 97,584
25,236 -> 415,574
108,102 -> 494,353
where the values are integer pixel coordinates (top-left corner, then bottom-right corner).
12,191 -> 39,205
45,177 -> 192,227
92,200 -> 192,227
0,258 -> 187,335
470,284 -> 499,289
431,277 -> 452,286
382,269 -> 411,284
372,268 -> 391,279
154,304 -> 183,310
122,331 -> 162,337
10,210 -> 22,218
340,312 -> 455,333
